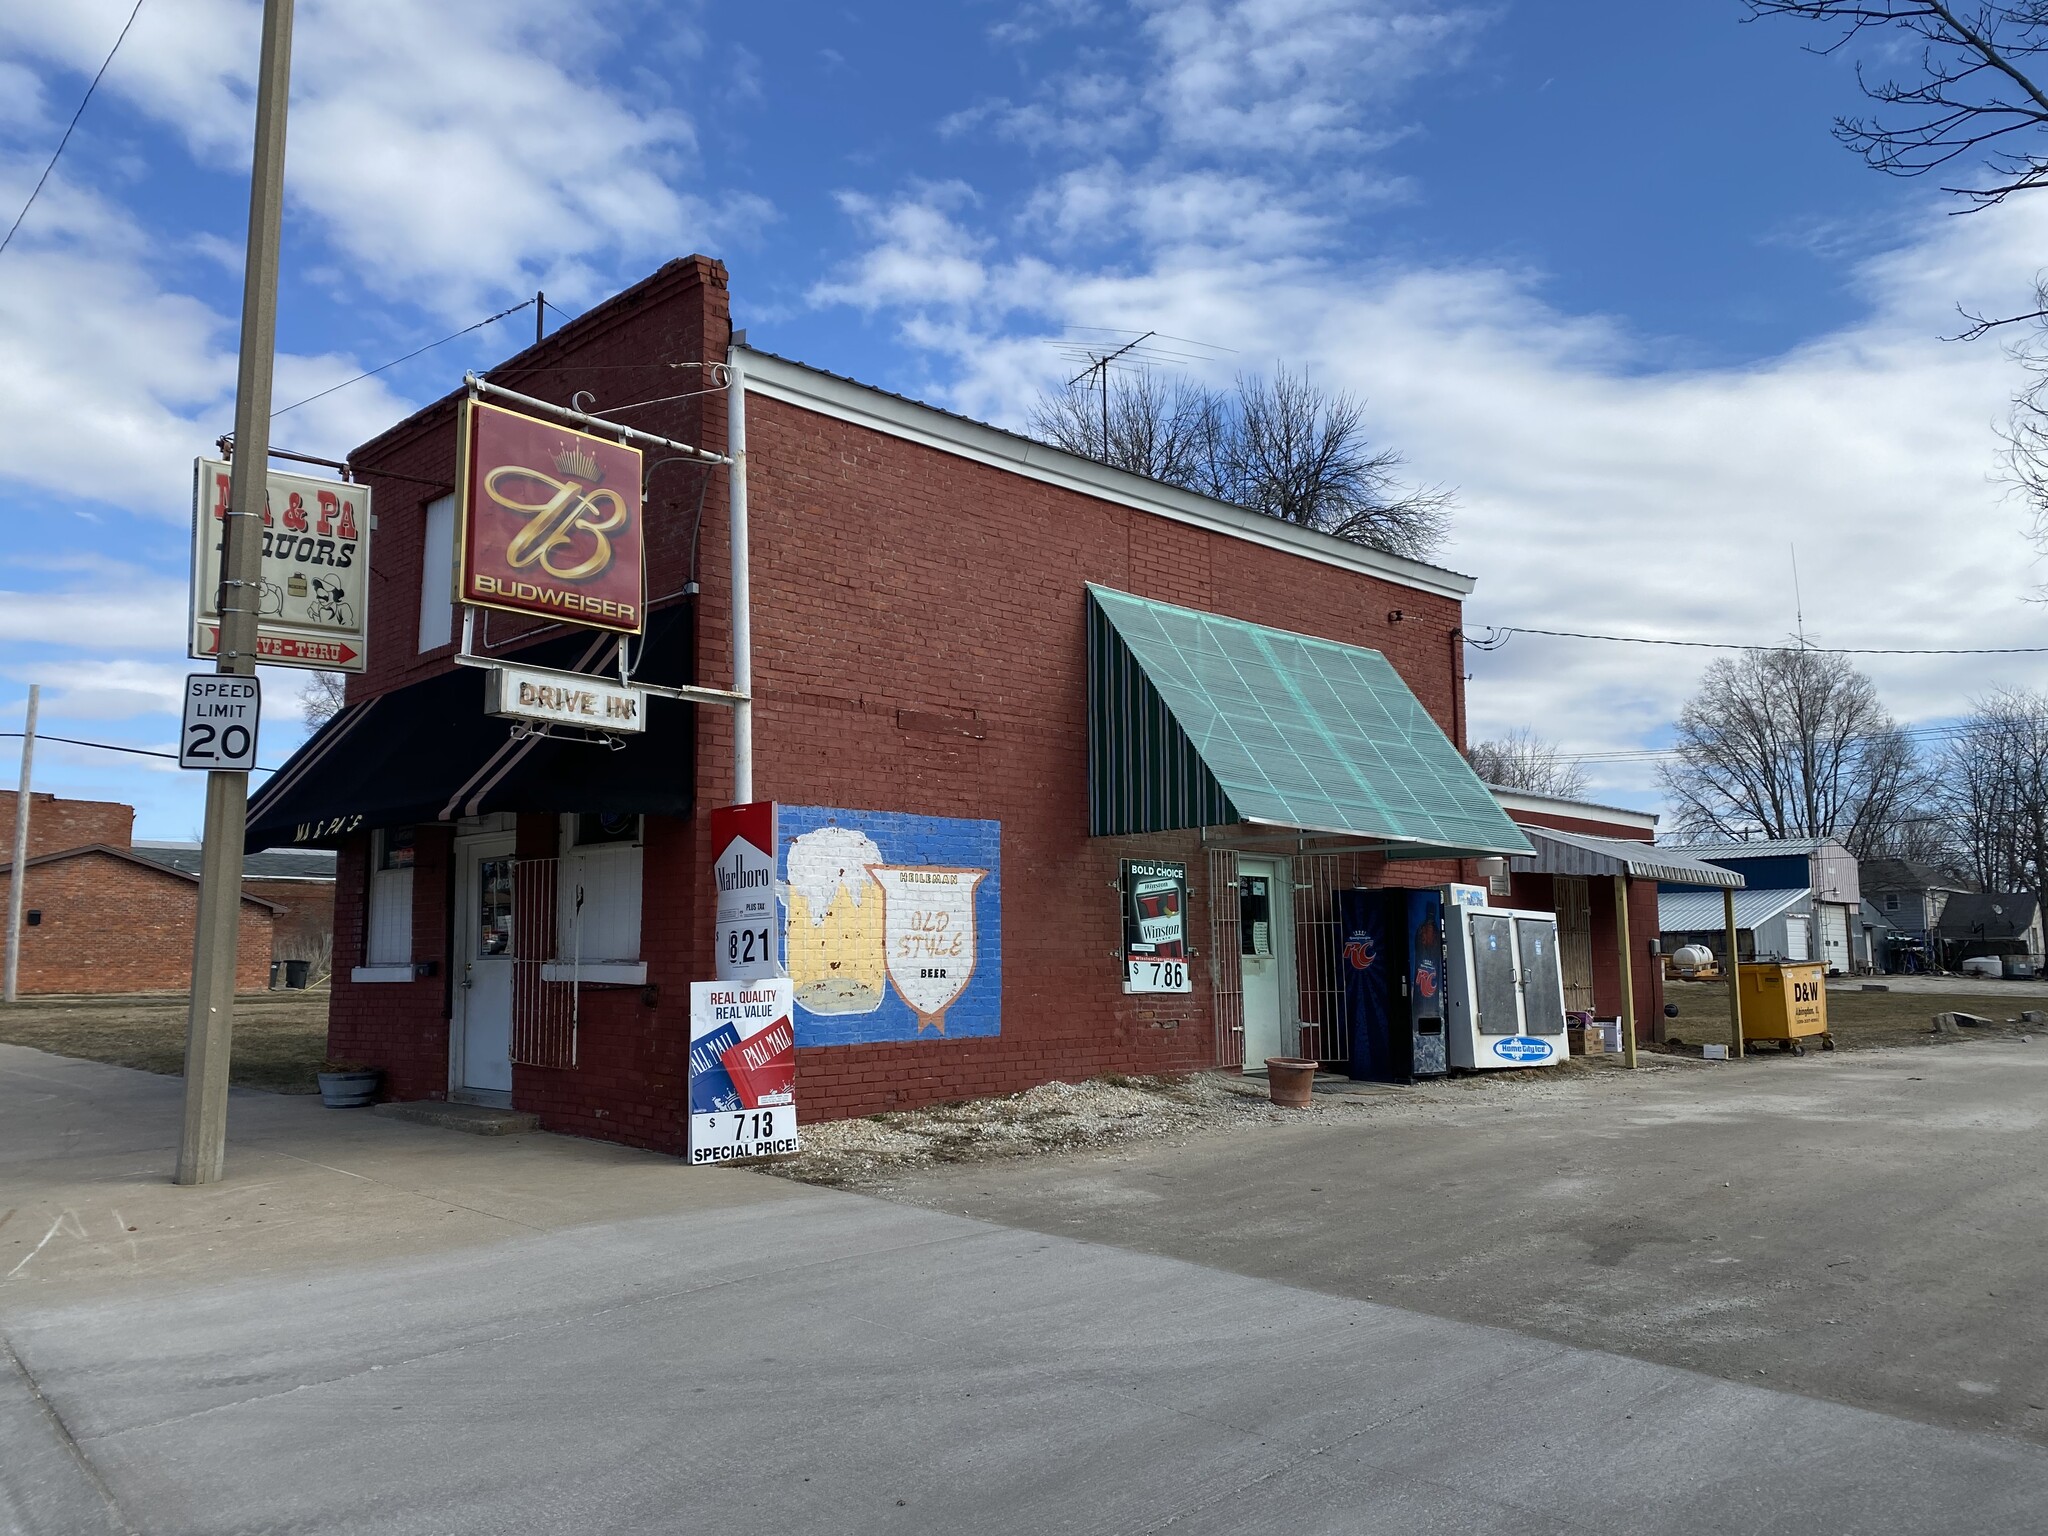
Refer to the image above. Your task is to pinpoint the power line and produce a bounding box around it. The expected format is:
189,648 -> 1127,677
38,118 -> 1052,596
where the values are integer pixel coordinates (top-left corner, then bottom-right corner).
0,731 -> 278,775
0,0 -> 148,260
1468,623 -> 2048,657
270,298 -> 535,418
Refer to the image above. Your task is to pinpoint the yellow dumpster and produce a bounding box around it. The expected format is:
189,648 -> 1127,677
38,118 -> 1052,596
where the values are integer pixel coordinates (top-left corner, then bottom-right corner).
1737,962 -> 1832,1054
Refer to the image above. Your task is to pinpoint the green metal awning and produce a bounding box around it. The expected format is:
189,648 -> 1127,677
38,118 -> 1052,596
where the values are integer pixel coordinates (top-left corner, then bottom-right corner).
1086,585 -> 1532,857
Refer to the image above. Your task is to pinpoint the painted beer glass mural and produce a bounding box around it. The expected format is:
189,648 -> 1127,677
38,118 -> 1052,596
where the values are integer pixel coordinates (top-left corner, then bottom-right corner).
777,807 -> 1001,1045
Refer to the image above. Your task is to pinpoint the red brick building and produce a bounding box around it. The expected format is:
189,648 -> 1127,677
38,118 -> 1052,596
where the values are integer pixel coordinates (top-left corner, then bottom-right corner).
0,794 -> 329,994
248,255 -> 1538,1152
1497,786 -> 1742,1042
0,844 -> 275,994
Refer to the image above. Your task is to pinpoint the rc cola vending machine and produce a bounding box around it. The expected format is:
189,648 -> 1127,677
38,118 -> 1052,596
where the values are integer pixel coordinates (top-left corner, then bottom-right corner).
1443,888 -> 1571,1070
1336,888 -> 1449,1083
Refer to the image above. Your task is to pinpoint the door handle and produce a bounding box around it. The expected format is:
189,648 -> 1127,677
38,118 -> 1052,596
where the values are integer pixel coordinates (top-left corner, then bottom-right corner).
462,962 -> 473,990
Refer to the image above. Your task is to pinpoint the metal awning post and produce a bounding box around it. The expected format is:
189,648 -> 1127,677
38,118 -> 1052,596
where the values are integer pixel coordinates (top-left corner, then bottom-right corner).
1724,886 -> 1745,1059
1612,874 -> 1637,1070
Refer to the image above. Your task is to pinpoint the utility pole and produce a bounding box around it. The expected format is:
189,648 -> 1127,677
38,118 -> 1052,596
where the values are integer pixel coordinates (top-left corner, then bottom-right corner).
536,290 -> 545,346
4,685 -> 37,1003
176,0 -> 294,1187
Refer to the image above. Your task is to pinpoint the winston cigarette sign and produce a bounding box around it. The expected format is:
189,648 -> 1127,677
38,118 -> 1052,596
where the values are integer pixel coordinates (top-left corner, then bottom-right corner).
457,399 -> 645,634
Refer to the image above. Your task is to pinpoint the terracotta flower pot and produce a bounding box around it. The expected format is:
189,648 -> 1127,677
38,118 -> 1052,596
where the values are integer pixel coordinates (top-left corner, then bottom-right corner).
1264,1057 -> 1319,1108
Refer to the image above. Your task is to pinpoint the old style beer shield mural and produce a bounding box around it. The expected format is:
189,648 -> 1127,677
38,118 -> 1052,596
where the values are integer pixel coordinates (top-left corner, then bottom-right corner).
458,399 -> 645,633
776,806 -> 1001,1046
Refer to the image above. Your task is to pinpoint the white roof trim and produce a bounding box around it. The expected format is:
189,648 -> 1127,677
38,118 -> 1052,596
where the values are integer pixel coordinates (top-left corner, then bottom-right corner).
737,347 -> 1477,602
1490,785 -> 1658,831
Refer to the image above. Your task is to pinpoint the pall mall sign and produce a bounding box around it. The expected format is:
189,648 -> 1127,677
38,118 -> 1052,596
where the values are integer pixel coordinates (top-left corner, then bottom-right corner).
188,459 -> 373,672
457,399 -> 645,634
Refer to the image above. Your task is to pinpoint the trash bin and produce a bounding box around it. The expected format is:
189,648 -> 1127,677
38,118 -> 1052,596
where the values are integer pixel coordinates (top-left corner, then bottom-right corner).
269,961 -> 283,990
1739,962 -> 1831,1054
283,959 -> 311,989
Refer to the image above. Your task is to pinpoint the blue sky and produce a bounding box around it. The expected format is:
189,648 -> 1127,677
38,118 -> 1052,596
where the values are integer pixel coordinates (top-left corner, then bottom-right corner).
2,0 -> 2041,835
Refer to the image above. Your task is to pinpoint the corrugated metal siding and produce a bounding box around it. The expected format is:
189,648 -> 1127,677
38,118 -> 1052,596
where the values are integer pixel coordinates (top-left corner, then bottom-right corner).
1088,598 -> 1237,836
1087,586 -> 1529,853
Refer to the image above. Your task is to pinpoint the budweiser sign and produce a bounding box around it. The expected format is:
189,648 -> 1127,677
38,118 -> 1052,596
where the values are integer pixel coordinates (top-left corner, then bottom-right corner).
457,399 -> 645,634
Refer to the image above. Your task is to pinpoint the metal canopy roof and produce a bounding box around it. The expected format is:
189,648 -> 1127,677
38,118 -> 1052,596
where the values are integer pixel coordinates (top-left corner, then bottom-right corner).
1660,887 -> 1807,933
1510,826 -> 1746,888
1086,585 -> 1532,857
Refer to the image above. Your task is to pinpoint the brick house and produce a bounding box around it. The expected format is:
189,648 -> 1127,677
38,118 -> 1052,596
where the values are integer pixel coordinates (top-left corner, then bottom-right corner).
0,844 -> 275,994
0,793 -> 323,993
247,254 -> 1535,1153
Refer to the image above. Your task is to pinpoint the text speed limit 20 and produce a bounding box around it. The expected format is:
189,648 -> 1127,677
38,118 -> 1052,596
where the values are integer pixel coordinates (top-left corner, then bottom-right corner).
689,1104 -> 798,1164
179,674 -> 262,771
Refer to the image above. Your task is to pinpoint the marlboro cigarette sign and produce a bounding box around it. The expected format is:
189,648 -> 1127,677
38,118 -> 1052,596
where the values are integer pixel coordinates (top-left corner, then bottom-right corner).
457,399 -> 645,634
689,978 -> 800,1164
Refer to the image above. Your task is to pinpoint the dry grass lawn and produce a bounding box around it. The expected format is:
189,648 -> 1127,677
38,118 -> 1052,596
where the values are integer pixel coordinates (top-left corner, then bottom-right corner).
1661,977 -> 2040,1053
0,989 -> 330,1093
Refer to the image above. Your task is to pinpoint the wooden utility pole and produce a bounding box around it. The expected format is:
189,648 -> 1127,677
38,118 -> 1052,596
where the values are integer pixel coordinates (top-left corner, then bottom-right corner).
176,0 -> 294,1186
1612,874 -> 1638,1070
4,684 -> 37,1003
1723,887 -> 1745,1059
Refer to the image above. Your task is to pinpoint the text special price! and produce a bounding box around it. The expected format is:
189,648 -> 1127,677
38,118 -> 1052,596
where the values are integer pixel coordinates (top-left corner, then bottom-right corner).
689,978 -> 800,1164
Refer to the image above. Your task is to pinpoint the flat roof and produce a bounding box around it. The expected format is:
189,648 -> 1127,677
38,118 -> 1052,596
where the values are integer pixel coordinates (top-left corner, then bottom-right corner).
738,346 -> 1478,603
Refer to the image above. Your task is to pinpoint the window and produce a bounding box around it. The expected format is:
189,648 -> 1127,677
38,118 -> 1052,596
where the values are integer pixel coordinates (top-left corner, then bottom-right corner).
1884,893 -> 1899,912
558,814 -> 642,965
365,827 -> 415,965
418,494 -> 455,652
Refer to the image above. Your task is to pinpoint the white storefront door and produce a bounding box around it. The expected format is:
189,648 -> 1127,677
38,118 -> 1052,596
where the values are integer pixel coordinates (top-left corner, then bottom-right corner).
1238,857 -> 1287,1070
453,835 -> 517,1100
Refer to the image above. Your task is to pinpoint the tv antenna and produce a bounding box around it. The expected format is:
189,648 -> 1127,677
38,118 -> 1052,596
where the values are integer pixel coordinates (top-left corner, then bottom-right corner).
1048,327 -> 1235,462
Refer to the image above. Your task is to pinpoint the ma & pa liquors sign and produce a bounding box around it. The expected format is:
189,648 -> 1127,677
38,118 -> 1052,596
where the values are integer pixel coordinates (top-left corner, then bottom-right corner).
457,399 -> 645,634
188,459 -> 373,672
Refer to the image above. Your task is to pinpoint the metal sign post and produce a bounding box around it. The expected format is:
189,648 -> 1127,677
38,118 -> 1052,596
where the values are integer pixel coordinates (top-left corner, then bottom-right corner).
4,684 -> 37,1004
176,0 -> 294,1188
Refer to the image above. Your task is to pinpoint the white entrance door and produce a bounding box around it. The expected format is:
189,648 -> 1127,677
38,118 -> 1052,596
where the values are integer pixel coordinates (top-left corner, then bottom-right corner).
1238,857 -> 1286,1070
453,836 -> 516,1099
1784,914 -> 1811,962
1819,903 -> 1851,973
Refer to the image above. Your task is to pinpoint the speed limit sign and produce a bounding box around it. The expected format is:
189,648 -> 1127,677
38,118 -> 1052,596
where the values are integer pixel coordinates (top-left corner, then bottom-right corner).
179,674 -> 261,771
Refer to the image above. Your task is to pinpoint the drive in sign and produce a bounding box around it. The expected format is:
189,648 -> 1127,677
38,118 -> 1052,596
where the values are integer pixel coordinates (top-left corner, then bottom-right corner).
188,458 -> 372,673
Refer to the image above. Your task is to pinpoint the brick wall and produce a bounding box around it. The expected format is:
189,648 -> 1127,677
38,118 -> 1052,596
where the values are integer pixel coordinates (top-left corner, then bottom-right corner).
0,792 -> 134,857
326,254 -> 1479,1149
326,825 -> 454,1089
0,851 -> 271,994
1506,806 -> 1656,843
253,877 -> 336,965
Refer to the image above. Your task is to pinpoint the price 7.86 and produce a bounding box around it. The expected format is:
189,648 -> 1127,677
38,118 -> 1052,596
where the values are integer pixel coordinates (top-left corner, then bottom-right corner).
1128,958 -> 1190,993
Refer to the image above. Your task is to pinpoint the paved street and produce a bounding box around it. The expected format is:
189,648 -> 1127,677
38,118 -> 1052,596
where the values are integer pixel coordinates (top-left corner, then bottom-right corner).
6,1040 -> 2048,1534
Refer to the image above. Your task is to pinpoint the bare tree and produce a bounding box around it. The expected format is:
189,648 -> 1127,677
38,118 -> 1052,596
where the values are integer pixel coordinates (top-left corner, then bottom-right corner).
1936,687 -> 2048,895
1660,648 -> 1929,856
1029,365 -> 1452,560
1029,370 -> 1225,491
1466,728 -> 1589,799
1746,3 -> 2048,217
300,670 -> 349,727
1748,4 -> 2048,559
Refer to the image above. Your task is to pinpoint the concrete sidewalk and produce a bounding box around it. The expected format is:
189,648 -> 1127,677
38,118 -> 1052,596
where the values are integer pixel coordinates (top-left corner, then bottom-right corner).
5,1042 -> 2048,1534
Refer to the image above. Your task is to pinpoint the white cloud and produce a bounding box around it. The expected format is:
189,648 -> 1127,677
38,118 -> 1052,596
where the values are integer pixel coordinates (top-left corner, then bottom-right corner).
1138,0 -> 1489,156
0,0 -> 742,315
814,1 -> 2048,814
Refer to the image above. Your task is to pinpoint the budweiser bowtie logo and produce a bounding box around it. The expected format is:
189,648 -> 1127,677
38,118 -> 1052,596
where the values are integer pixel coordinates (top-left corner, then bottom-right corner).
460,400 -> 645,633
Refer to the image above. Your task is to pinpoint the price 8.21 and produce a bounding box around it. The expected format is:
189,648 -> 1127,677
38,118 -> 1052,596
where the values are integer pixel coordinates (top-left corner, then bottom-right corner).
726,926 -> 773,966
